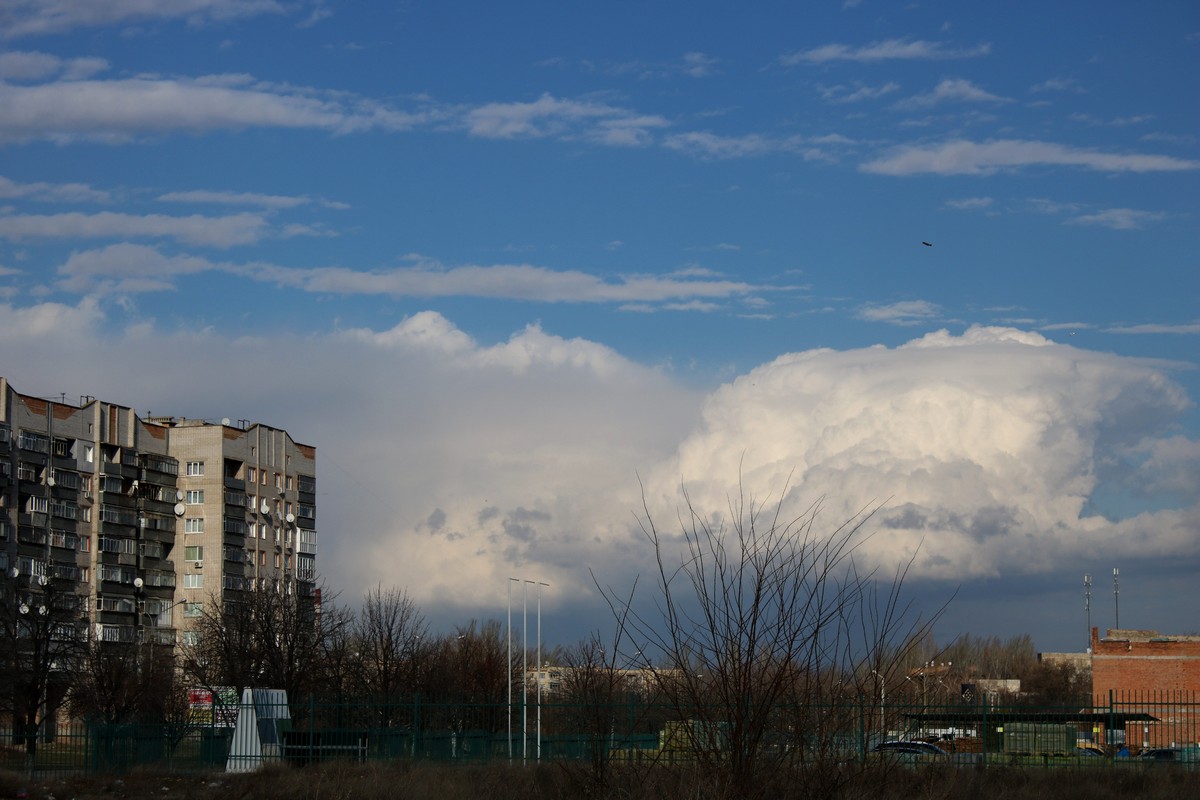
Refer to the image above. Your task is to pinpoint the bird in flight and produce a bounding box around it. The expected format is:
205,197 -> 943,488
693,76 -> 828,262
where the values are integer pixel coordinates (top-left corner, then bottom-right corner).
921,241 -> 933,247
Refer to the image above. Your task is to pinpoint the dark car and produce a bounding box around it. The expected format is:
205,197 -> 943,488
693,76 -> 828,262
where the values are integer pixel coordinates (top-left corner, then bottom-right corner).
1140,747 -> 1180,762
870,740 -> 949,765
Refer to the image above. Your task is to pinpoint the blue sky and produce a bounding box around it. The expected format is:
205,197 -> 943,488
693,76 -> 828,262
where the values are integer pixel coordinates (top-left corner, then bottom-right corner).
1,1 -> 1197,654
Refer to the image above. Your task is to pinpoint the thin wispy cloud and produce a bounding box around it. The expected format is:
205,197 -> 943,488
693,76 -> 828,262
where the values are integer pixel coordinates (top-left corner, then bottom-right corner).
781,38 -> 991,66
0,50 -> 108,80
943,196 -> 993,211
157,189 -> 314,209
819,81 -> 901,103
464,93 -> 668,145
895,78 -> 1011,109
861,139 -> 1200,176
0,175 -> 110,203
1106,321 -> 1200,335
0,0 -> 301,39
1067,208 -> 1167,230
51,245 -> 783,306
856,299 -> 941,325
0,211 -> 268,247
0,76 -> 434,143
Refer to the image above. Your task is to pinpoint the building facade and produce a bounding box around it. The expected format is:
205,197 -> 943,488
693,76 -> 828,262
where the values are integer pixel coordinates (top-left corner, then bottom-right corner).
0,376 -> 317,647
1092,628 -> 1200,748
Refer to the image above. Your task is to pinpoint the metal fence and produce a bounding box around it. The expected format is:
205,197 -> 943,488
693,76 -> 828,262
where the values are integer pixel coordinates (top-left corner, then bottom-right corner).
2,690 -> 1197,775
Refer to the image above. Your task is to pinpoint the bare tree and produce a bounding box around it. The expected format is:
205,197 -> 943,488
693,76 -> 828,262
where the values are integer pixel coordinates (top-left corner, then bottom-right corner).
71,638 -> 188,729
0,572 -> 87,757
600,478 -> 943,797
180,581 -> 346,702
350,585 -> 428,702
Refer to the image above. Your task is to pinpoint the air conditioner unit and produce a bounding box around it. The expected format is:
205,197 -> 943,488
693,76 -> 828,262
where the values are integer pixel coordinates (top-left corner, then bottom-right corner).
194,560 -> 203,570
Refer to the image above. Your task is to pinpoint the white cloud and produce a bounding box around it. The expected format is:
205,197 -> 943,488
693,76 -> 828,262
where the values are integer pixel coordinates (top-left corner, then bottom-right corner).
0,0 -> 294,38
0,175 -> 110,203
0,76 -> 431,144
0,211 -> 268,246
157,189 -> 312,209
943,196 -> 993,211
1066,208 -> 1167,230
861,139 -> 1200,176
781,39 -> 991,65
0,310 -> 1194,631
463,93 -> 668,145
264,261 -> 775,304
641,326 -> 1197,582
0,51 -> 108,81
1106,321 -> 1200,335
662,131 -> 854,161
48,248 -> 781,306
56,243 -> 220,293
1030,76 -> 1085,94
680,52 -> 718,78
857,299 -> 941,325
0,304 -> 700,615
819,81 -> 901,104
895,78 -> 1011,109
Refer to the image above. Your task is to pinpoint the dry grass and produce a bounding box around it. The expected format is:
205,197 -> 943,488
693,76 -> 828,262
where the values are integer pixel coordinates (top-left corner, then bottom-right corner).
0,761 -> 1197,800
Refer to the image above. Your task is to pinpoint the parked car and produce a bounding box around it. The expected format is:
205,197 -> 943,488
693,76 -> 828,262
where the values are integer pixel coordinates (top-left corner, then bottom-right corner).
1142,748 -> 1176,760
869,740 -> 949,765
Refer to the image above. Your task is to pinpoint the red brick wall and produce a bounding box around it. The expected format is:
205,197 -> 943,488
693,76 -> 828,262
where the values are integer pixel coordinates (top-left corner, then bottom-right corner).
1092,628 -> 1200,698
1091,628 -> 1200,748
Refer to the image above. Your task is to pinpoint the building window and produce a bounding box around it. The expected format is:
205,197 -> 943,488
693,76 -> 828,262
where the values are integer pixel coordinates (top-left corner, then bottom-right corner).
186,461 -> 205,476
274,553 -> 281,568
247,467 -> 257,483
184,574 -> 204,589
286,476 -> 293,490
184,545 -> 204,561
258,550 -> 266,567
186,490 -> 204,504
183,603 -> 203,618
185,518 -> 205,533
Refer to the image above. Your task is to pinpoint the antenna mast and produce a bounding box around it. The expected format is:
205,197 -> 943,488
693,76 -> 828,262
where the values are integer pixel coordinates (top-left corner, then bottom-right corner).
1084,574 -> 1092,652
1112,568 -> 1120,629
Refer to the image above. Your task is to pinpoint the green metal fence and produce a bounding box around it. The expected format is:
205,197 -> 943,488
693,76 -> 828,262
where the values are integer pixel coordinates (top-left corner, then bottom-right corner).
2,691 -> 1196,775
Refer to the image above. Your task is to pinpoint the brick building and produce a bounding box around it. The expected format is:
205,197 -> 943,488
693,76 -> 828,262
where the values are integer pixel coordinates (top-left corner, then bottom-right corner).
1092,628 -> 1200,749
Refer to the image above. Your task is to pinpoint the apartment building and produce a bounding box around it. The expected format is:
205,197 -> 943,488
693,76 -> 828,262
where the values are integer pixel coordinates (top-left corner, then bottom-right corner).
0,376 -> 317,646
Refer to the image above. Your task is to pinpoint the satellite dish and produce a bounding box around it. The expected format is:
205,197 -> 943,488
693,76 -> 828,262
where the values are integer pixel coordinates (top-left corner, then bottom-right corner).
133,577 -> 144,589
46,476 -> 56,487
221,418 -> 231,426
176,490 -> 185,502
260,501 -> 270,514
174,503 -> 186,516
285,513 -> 295,524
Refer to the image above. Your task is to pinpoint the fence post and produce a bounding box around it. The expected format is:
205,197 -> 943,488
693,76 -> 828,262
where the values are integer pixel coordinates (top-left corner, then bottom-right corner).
981,694 -> 987,766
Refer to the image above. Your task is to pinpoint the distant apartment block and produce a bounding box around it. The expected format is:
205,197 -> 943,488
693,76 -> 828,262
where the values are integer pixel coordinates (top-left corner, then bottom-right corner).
0,376 -> 317,646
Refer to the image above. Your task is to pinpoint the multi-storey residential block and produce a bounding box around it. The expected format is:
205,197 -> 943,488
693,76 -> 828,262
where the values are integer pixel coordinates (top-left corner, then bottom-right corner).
160,416 -> 318,643
0,376 -> 317,647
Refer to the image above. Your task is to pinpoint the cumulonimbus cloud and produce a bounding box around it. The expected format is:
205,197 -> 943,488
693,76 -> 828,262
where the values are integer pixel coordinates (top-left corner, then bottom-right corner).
640,326 -> 1197,582
0,307 -> 1194,629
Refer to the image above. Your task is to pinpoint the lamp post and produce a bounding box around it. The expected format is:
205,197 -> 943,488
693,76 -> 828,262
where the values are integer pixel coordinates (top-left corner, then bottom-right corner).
871,669 -> 886,739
